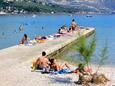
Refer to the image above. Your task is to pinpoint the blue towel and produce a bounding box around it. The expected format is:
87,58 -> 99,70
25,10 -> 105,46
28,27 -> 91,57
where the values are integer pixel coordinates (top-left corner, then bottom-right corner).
58,68 -> 71,74
51,68 -> 71,75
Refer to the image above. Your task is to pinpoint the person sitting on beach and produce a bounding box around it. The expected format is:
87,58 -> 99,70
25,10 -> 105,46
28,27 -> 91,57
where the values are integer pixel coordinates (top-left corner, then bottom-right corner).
32,51 -> 50,71
71,19 -> 80,31
19,34 -> 28,44
49,59 -> 71,74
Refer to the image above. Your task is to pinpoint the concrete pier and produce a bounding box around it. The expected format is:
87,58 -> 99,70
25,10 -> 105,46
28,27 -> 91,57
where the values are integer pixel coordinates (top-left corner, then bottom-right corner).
0,28 -> 95,86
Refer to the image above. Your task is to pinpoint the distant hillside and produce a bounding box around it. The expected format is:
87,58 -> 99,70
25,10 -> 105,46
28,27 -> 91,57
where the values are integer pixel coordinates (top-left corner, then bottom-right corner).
37,0 -> 115,13
38,0 -> 115,10
103,0 -> 115,10
0,0 -> 115,14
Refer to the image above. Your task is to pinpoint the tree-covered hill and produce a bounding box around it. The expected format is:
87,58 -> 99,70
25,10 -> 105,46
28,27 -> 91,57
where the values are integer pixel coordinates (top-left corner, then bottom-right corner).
0,0 -> 114,14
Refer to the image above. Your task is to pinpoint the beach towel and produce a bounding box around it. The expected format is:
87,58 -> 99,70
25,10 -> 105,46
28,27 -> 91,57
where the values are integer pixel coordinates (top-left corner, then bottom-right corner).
31,66 -> 50,74
58,69 -> 72,74
46,35 -> 54,40
51,68 -> 72,75
36,40 -> 45,43
54,34 -> 62,37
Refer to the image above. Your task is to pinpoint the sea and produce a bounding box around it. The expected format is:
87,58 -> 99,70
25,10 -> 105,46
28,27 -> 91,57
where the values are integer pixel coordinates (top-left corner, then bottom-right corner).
0,14 -> 115,66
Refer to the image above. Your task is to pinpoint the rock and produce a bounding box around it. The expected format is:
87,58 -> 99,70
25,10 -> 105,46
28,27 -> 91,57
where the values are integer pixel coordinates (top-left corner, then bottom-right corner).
76,73 -> 109,86
77,74 -> 92,86
92,73 -> 110,85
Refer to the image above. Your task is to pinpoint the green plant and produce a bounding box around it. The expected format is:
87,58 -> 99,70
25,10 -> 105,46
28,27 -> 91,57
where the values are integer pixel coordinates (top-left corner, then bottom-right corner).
96,41 -> 108,73
76,35 -> 96,67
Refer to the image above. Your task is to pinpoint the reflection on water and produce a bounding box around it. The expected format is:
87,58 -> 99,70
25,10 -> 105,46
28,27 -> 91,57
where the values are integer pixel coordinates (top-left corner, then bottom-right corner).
0,15 -> 115,66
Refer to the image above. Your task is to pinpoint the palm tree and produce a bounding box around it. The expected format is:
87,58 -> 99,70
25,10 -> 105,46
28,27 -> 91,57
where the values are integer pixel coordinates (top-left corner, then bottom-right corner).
76,35 -> 96,67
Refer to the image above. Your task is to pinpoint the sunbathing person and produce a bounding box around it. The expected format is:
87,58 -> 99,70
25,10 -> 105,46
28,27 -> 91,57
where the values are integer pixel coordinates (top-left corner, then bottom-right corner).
19,34 -> 28,44
35,36 -> 42,40
58,25 -> 68,34
72,63 -> 92,75
32,51 -> 50,71
35,36 -> 47,40
35,36 -> 47,43
49,59 -> 71,74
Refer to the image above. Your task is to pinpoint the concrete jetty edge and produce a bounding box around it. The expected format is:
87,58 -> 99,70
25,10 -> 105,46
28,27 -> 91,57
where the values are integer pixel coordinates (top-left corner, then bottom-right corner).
48,28 -> 95,58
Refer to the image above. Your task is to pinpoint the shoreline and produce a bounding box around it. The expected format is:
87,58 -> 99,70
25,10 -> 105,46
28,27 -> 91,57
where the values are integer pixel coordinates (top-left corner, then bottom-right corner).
0,12 -> 115,17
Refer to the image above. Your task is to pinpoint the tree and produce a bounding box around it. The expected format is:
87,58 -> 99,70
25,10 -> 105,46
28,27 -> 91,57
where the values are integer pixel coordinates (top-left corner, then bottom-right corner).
96,40 -> 108,73
76,35 -> 96,67
75,34 -> 109,85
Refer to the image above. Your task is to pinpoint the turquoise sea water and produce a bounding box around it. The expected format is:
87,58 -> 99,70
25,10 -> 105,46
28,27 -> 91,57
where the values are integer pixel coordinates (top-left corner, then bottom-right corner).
0,15 -> 115,65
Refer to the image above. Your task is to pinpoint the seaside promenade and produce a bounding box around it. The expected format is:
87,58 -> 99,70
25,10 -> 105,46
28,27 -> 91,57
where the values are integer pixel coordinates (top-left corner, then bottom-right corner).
0,28 -> 114,86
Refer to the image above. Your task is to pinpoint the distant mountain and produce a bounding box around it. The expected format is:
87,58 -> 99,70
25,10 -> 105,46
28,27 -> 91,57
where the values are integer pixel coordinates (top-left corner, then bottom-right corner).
103,0 -> 115,10
1,0 -> 115,14
36,0 -> 115,11
2,0 -> 115,11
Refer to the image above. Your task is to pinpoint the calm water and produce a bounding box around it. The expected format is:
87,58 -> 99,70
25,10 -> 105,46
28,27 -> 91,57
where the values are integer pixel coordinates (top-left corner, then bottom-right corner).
0,14 -> 115,65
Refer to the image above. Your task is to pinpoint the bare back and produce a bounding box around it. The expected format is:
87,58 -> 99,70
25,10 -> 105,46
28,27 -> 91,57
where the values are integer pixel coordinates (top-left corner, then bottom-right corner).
39,56 -> 50,68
